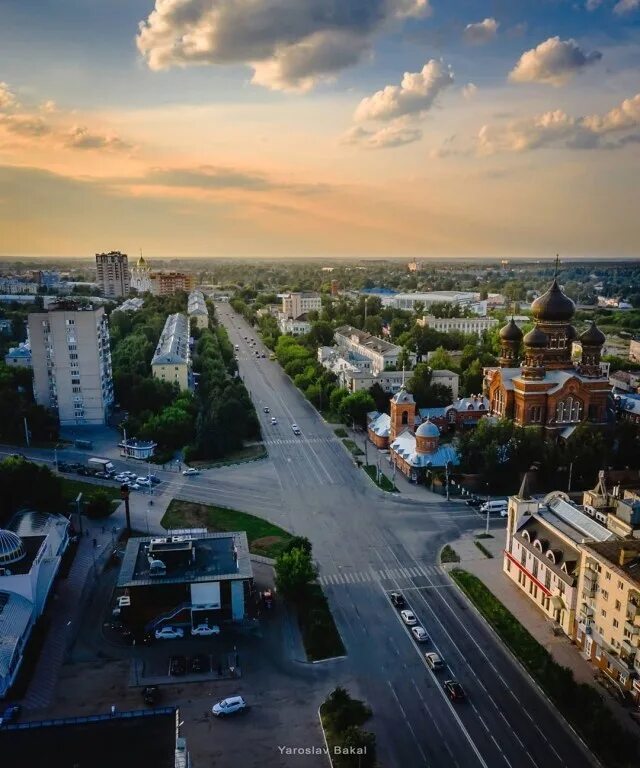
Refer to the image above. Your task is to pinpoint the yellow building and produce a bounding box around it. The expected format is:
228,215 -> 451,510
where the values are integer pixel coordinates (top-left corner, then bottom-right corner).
187,290 -> 209,330
151,313 -> 190,390
575,539 -> 640,702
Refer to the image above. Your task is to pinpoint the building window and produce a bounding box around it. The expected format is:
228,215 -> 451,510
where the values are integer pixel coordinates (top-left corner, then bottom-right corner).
529,406 -> 542,423
545,570 -> 551,590
613,618 -> 619,628
605,572 -> 611,580
556,396 -> 582,423
615,600 -> 621,611
602,590 -> 608,600
601,609 -> 607,617
617,580 -> 624,589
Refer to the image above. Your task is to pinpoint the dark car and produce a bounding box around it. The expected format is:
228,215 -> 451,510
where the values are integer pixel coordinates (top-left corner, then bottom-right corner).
170,655 -> 187,676
142,686 -> 160,706
443,679 -> 466,702
1,704 -> 21,725
191,654 -> 208,674
465,497 -> 482,507
57,462 -> 71,473
389,591 -> 406,609
149,475 -> 161,484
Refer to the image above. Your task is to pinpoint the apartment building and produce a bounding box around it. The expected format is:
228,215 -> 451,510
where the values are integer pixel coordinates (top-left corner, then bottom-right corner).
334,325 -> 415,375
576,540 -> 640,701
187,290 -> 209,329
280,292 -> 322,319
149,272 -> 196,297
95,251 -> 130,298
151,313 -> 190,390
389,291 -> 487,316
417,314 -> 498,338
28,301 -> 114,425
278,314 -> 311,336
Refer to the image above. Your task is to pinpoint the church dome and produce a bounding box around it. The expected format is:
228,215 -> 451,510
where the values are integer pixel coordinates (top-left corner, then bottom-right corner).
499,318 -> 523,341
579,320 -> 606,346
416,420 -> 439,438
0,529 -> 26,566
565,325 -> 577,341
523,326 -> 548,348
137,254 -> 147,267
531,279 -> 575,322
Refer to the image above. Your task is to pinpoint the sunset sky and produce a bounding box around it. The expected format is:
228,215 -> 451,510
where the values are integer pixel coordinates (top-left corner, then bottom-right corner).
0,0 -> 639,259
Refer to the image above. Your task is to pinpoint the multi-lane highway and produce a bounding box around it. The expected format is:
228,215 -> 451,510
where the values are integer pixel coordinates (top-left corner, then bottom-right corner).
213,301 -> 597,768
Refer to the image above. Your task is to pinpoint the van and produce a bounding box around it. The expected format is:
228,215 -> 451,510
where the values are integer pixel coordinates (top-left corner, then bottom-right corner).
479,499 -> 508,517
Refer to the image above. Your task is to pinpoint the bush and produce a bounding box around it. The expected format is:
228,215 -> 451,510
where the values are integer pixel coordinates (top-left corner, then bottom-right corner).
85,489 -> 115,519
334,427 -> 348,438
321,688 -> 376,768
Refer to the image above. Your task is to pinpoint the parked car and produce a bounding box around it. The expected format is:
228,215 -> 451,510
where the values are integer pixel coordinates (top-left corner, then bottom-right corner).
142,686 -> 160,705
263,407 -> 270,413
182,468 -> 200,476
270,417 -> 277,425
465,497 -> 482,508
129,483 -> 141,490
443,679 -> 466,702
155,626 -> 184,640
149,475 -> 161,484
136,477 -> 152,487
261,353 -> 266,358
411,626 -> 428,643
389,591 -> 406,609
479,499 -> 508,517
211,696 -> 248,717
169,655 -> 187,676
400,609 -> 417,626
115,473 -> 129,482
425,652 -> 444,671
191,624 -> 220,637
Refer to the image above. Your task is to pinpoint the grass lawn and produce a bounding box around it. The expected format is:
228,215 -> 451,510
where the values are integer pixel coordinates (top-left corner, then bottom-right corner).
60,477 -> 121,506
189,444 -> 267,469
440,545 -> 460,563
363,464 -> 398,492
298,584 -> 345,662
334,427 -> 348,438
161,499 -> 293,558
473,540 -> 493,558
450,569 -> 640,768
342,438 -> 364,456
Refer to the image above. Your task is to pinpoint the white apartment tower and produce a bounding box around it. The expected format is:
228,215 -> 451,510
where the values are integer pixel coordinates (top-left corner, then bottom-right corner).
95,251 -> 130,298
28,302 -> 114,425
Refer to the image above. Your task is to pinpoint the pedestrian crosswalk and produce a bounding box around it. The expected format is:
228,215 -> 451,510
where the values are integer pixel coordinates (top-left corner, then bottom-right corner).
263,436 -> 337,446
318,564 -> 444,586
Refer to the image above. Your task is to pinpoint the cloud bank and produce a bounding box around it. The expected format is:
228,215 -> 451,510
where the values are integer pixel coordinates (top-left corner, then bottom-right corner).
510,37 -> 602,86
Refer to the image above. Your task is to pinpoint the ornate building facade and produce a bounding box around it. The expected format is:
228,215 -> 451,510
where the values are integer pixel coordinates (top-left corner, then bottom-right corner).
130,254 -> 151,293
485,274 -> 611,435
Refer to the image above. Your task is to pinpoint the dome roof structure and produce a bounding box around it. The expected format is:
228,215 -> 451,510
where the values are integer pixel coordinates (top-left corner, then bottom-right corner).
523,326 -> 549,348
531,279 -> 575,322
499,318 -> 523,342
136,254 -> 147,267
565,325 -> 578,341
0,529 -> 26,566
392,389 -> 414,405
416,420 -> 440,438
579,321 -> 606,346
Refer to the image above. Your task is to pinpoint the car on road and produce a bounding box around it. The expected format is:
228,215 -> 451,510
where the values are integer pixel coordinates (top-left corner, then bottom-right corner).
169,655 -> 187,676
115,473 -> 129,482
155,626 -> 184,640
411,626 -> 428,643
182,468 -> 200,476
261,353 -> 266,358
443,679 -> 466,702
149,475 -> 161,484
211,696 -> 248,717
191,624 -> 220,637
129,483 -> 141,490
400,609 -> 417,626
270,416 -> 277,425
136,477 -> 152,486
291,424 -> 301,435
389,591 -> 406,609
263,407 -> 270,413
479,499 -> 508,516
465,497 -> 483,508
425,652 -> 444,671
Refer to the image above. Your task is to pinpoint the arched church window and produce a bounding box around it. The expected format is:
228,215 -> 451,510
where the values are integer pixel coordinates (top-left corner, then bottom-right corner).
401,410 -> 408,425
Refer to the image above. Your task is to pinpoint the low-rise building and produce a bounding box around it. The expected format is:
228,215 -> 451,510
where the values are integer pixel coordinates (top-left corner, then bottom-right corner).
278,313 -> 311,336
610,369 -> 640,393
187,290 -> 209,330
149,272 -> 196,297
0,510 -> 70,698
417,395 -> 489,431
151,313 -> 190,390
4,341 -> 31,368
630,339 -> 640,364
334,325 -> 415,374
389,292 -> 487,316
616,395 -> 640,425
112,297 -> 145,314
417,314 -> 498,338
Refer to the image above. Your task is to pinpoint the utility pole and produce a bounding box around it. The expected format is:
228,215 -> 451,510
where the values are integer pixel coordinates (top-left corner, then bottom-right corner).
567,462 -> 573,492
23,417 -> 30,447
75,493 -> 83,536
485,485 -> 491,536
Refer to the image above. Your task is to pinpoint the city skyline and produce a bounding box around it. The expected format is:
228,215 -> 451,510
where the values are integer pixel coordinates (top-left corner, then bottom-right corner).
1,1 -> 639,258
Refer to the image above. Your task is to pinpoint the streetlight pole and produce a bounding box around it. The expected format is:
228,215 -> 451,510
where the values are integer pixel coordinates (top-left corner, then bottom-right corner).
75,492 -> 83,536
445,462 -> 450,501
485,484 -> 491,536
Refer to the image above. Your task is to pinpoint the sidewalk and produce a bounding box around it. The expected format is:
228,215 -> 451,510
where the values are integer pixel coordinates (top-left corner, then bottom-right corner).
448,529 -> 638,732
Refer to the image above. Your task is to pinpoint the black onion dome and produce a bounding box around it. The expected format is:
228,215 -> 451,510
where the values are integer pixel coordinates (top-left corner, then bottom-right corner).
565,325 -> 577,341
499,318 -> 523,341
579,320 -> 606,346
531,279 -> 575,322
523,326 -> 548,348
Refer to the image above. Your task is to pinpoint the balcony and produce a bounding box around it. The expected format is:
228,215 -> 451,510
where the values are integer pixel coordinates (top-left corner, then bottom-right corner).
621,639 -> 637,659
580,603 -> 595,618
577,620 -> 593,636
628,601 -> 640,623
625,620 -> 640,636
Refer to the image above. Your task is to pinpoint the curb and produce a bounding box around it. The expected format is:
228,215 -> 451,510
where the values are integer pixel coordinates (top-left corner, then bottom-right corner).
318,706 -> 335,768
448,569 -> 604,768
311,655 -> 347,665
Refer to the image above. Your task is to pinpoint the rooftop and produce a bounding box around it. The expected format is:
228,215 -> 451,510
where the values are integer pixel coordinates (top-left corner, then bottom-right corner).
0,708 -> 180,768
334,325 -> 401,356
0,591 -> 34,682
118,530 -> 252,588
151,312 -> 189,366
538,495 -> 615,544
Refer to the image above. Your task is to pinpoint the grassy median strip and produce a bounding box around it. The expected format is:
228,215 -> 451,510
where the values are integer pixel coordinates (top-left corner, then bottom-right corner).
341,438 -> 364,456
189,444 -> 267,469
440,545 -> 460,563
473,540 -> 493,559
60,478 -> 122,505
161,499 -> 293,558
319,687 -> 376,767
298,584 -> 346,662
363,464 -> 398,492
450,569 -> 640,768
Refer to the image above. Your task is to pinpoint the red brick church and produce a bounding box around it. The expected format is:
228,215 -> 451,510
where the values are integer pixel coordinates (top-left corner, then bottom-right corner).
484,269 -> 611,436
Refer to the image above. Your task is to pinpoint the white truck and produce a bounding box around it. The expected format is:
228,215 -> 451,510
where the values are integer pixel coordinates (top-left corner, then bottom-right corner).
88,457 -> 115,475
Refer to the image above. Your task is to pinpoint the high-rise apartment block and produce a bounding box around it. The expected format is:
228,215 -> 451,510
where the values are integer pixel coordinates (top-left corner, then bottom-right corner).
28,301 -> 114,425
95,251 -> 130,298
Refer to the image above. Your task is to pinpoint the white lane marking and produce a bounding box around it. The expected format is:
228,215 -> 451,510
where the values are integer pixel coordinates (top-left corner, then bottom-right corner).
410,680 -> 461,768
386,680 -> 429,767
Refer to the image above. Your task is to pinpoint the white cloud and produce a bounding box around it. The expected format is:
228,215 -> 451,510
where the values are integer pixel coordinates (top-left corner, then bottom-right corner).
509,36 -> 602,86
342,120 -> 422,149
136,0 -> 431,92
462,83 -> 478,99
0,82 -> 17,111
586,0 -> 604,9
40,100 -> 57,113
354,60 -> 453,123
477,93 -> 640,154
66,126 -> 132,152
464,18 -> 499,45
614,0 -> 640,14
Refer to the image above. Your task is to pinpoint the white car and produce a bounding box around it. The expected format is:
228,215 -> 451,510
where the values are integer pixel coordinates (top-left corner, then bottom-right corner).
155,626 -> 184,640
411,626 -> 428,643
271,417 -> 277,425
182,468 -> 200,476
211,696 -> 247,717
191,624 -> 221,637
136,477 -> 152,486
291,424 -> 301,435
129,483 -> 140,490
115,474 -> 128,482
400,609 -> 417,626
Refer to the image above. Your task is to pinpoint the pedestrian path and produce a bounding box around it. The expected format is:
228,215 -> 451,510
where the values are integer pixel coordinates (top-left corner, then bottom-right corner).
318,563 -> 444,586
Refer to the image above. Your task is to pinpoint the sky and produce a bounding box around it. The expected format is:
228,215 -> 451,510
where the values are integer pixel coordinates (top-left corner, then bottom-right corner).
0,0 -> 639,259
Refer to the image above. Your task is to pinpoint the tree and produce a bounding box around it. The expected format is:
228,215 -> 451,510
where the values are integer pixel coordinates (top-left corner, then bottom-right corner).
85,489 -> 114,519
284,536 -> 312,556
368,382 -> 389,413
460,358 -> 484,396
339,391 -> 376,427
427,346 -> 455,372
308,321 -> 334,347
407,362 -> 432,406
330,387 -> 348,414
275,546 -> 318,601
396,347 -> 413,371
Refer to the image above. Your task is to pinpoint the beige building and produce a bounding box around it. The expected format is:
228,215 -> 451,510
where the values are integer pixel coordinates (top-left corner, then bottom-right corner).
280,292 -> 321,319
95,251 -> 130,298
151,313 -> 190,390
29,301 -> 114,425
149,272 -> 196,297
417,314 -> 498,338
334,325 -> 415,375
187,290 -> 209,330
630,339 -> 640,364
